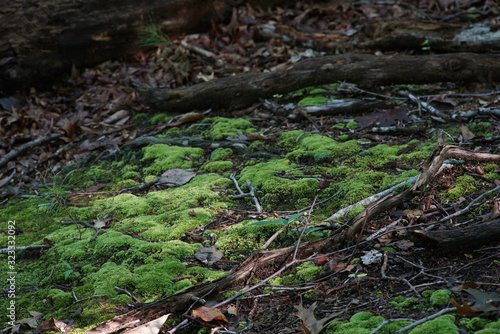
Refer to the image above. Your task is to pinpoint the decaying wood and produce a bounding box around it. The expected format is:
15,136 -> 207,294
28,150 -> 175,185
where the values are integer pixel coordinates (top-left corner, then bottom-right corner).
0,0 -> 230,92
138,53 -> 500,113
410,218 -> 500,249
87,143 -> 500,333
361,20 -> 500,53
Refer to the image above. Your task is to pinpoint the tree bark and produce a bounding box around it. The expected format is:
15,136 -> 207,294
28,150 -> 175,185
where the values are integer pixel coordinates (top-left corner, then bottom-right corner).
410,219 -> 500,249
137,53 -> 500,113
0,0 -> 233,93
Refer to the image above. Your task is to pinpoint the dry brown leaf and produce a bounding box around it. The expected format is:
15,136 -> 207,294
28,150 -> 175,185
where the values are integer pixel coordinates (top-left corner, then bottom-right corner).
450,298 -> 479,315
192,306 -> 228,325
460,125 -> 475,141
294,302 -> 340,334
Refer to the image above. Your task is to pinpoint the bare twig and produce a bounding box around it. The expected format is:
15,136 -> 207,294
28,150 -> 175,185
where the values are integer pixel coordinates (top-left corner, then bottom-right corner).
395,307 -> 456,334
0,244 -> 52,254
438,185 -> 500,223
0,132 -> 63,168
0,170 -> 16,187
381,252 -> 420,297
230,174 -> 262,212
325,175 -> 419,221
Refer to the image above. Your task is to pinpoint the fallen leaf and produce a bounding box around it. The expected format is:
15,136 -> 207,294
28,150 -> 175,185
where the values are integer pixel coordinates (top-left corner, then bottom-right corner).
192,306 -> 228,325
450,298 -> 479,315
460,125 -> 475,141
464,288 -> 500,313
294,302 -> 340,334
195,244 -> 224,266
157,169 -> 196,187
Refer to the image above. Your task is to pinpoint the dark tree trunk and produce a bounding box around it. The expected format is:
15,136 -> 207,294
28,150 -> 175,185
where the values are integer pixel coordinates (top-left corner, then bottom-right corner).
0,0 -> 232,93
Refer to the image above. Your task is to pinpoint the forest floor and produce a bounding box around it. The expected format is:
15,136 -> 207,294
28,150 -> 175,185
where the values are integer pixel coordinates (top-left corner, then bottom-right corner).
1,1 -> 500,333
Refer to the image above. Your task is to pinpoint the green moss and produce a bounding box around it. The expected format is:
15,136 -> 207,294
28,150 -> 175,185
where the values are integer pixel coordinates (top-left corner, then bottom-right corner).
82,262 -> 137,297
429,289 -> 451,307
285,134 -> 361,164
210,148 -> 234,160
409,315 -> 458,334
149,113 -> 171,124
327,312 -> 395,334
347,205 -> 365,217
238,159 -> 320,210
390,296 -> 420,309
277,130 -> 305,147
484,172 -> 500,180
346,121 -> 359,129
483,164 -> 499,172
295,262 -> 322,281
460,318 -> 490,332
116,179 -> 140,188
94,193 -> 152,217
336,134 -> 349,141
142,144 -> 204,175
297,96 -> 330,106
47,289 -> 73,308
202,161 -> 233,172
421,290 -> 433,298
204,117 -> 255,140
468,122 -> 491,135
442,175 -> 477,200
133,113 -> 148,121
475,319 -> 500,333
134,260 -> 190,299
216,220 -> 284,259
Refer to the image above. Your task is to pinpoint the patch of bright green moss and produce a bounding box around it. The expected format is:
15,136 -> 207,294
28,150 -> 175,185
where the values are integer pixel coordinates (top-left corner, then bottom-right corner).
277,130 -> 305,147
210,148 -> 234,160
326,312 -> 404,334
346,121 -> 359,129
238,159 -> 319,210
204,117 -> 255,140
429,289 -> 451,307
216,220 -> 284,259
483,164 -> 499,172
295,262 -> 322,281
297,96 -> 330,106
460,318 -> 490,332
390,296 -> 420,309
149,113 -> 171,124
142,144 -> 204,175
269,262 -> 322,286
284,133 -> 361,164
441,175 -> 477,200
409,315 -> 458,334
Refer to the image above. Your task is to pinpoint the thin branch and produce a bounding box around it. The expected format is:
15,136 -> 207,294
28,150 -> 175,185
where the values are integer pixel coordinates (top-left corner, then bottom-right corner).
395,307 -> 456,334
438,184 -> 500,223
0,132 -> 63,168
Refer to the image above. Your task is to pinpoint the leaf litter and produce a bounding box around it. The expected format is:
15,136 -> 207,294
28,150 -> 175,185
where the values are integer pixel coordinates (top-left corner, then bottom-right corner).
1,1 -> 500,333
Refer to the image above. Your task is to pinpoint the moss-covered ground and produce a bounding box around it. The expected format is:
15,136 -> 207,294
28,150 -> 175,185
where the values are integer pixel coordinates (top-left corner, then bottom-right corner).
2,103 -> 500,334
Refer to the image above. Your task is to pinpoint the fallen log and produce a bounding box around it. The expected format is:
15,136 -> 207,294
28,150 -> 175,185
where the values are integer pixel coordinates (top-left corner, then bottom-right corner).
137,53 -> 500,113
411,218 -> 500,249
